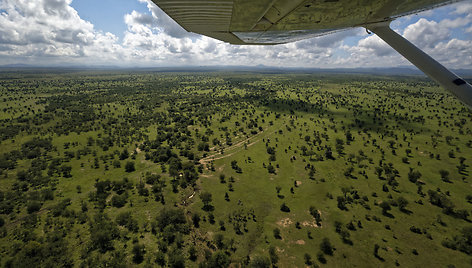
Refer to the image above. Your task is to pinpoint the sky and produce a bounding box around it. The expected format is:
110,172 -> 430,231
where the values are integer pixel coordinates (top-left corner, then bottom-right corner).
0,0 -> 471,68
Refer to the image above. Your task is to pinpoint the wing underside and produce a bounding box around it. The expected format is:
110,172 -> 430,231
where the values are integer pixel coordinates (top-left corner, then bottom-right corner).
151,0 -> 459,44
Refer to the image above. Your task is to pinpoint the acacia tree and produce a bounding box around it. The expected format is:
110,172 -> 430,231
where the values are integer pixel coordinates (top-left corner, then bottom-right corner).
397,196 -> 409,212
379,201 -> 391,215
200,191 -> 213,211
439,169 -> 450,182
320,237 -> 334,255
125,161 -> 135,172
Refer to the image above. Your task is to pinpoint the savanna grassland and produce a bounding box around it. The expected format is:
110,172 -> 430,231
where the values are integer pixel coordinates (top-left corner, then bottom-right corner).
0,70 -> 471,267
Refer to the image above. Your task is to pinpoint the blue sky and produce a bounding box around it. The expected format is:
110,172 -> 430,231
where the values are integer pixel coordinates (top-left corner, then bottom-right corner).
0,0 -> 471,68
70,0 -> 149,41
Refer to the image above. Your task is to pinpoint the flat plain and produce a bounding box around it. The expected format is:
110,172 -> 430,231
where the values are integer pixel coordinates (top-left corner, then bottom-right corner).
0,70 -> 471,267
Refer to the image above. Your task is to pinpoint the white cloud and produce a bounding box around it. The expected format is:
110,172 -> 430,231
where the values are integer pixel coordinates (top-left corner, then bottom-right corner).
403,18 -> 450,48
0,0 -> 120,63
0,0 -> 470,69
137,0 -> 197,39
452,2 -> 472,14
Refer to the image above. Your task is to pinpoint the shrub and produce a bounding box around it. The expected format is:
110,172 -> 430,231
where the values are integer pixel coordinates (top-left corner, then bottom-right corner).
280,203 -> 290,212
125,161 -> 135,172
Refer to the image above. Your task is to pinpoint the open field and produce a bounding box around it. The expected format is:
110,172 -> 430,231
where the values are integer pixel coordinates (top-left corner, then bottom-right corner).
0,70 -> 471,267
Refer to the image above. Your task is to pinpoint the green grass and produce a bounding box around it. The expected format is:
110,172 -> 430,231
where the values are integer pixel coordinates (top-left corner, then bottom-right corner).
0,71 -> 471,267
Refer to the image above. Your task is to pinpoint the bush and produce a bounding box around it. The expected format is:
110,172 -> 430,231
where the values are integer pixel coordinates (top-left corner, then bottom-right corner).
116,211 -> 138,232
269,246 -> 278,265
317,252 -> 327,264
110,194 -> 127,208
132,244 -> 145,264
442,227 -> 472,255
249,256 -> 271,268
280,203 -> 290,212
273,228 -> 281,239
125,161 -> 135,172
27,201 -> 41,214
304,253 -> 312,265
320,237 -> 334,255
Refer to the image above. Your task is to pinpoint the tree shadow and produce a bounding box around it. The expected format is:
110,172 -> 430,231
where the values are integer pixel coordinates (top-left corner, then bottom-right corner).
203,205 -> 214,212
400,208 -> 412,215
382,211 -> 395,218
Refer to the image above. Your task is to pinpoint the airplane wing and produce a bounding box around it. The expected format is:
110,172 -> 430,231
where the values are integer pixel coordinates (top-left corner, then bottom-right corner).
151,0 -> 458,45
151,0 -> 472,108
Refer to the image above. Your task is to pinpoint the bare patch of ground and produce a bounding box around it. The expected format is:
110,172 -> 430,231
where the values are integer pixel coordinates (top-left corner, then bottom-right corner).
295,240 -> 305,245
277,218 -> 293,227
302,221 -> 321,228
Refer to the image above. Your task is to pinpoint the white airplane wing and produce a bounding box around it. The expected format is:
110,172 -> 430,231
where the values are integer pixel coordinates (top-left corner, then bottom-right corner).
151,0 -> 472,108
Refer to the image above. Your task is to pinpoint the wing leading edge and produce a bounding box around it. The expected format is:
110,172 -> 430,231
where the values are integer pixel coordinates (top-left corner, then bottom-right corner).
151,0 -> 459,45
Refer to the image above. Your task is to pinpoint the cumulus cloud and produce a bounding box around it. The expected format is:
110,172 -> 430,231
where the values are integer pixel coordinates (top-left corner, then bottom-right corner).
137,0 -> 197,39
346,5 -> 472,69
0,0 -> 470,68
0,0 -> 121,64
403,18 -> 450,48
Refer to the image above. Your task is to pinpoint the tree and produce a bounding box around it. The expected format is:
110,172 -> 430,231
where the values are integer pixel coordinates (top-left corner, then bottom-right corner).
119,149 -> 129,160
379,201 -> 391,215
267,163 -> 275,174
442,226 -> 472,255
269,246 -> 278,265
345,131 -> 354,143
320,237 -> 334,255
60,165 -> 72,177
374,244 -> 380,258
112,160 -> 121,168
214,233 -> 225,249
188,246 -> 197,261
276,186 -> 282,196
116,211 -> 139,232
249,256 -> 271,268
337,196 -> 347,210
408,169 -> 422,183
155,251 -> 166,266
273,228 -> 281,239
310,206 -> 322,226
397,196 -> 409,212
200,191 -> 213,211
192,213 -> 200,228
280,202 -> 290,212
132,244 -> 145,264
168,249 -> 185,268
304,253 -> 312,265
466,194 -> 472,204
205,251 -> 230,267
375,167 -> 383,179
439,169 -> 450,182
111,194 -> 127,208
125,161 -> 135,172
89,213 -> 119,253
27,201 -> 41,214
219,174 -> 226,183
317,252 -> 327,264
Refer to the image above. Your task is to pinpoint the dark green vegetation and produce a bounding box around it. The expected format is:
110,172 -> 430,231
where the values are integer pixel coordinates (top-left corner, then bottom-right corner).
0,70 -> 471,267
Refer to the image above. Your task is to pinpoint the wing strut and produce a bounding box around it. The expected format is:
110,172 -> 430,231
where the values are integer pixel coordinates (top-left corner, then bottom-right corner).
366,21 -> 472,108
